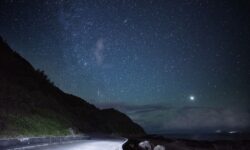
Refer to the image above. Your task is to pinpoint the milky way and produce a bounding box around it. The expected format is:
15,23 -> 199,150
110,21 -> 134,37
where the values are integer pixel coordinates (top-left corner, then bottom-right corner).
0,0 -> 249,133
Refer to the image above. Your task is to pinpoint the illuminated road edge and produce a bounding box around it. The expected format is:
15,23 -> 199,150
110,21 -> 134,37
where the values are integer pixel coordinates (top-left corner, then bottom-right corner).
0,135 -> 89,150
6,138 -> 128,150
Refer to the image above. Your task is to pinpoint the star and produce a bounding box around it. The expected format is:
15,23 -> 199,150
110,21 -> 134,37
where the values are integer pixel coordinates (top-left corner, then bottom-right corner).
189,95 -> 195,101
123,19 -> 128,24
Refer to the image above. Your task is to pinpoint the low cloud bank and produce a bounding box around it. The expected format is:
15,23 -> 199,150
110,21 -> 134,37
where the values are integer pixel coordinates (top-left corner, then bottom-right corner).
131,106 -> 250,133
95,102 -> 250,133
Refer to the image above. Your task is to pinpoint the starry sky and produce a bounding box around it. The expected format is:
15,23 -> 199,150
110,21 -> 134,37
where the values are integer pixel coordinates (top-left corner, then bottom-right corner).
0,0 -> 250,133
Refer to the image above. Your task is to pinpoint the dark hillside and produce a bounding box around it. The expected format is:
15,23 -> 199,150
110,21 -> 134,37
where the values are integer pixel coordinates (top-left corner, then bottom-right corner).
0,37 -> 145,137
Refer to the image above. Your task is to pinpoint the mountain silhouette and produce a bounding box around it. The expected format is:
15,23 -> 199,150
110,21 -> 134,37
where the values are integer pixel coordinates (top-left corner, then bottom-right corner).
0,36 -> 145,137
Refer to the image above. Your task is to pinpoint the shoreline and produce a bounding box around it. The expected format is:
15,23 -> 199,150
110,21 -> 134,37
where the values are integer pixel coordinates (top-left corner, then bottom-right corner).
123,135 -> 250,150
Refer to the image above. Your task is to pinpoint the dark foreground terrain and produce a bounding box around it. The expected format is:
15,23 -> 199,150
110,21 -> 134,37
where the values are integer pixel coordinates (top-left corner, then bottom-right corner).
123,135 -> 250,150
0,37 -> 145,137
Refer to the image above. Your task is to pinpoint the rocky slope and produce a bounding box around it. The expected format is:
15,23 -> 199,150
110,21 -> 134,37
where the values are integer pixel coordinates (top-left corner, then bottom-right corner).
0,37 -> 145,137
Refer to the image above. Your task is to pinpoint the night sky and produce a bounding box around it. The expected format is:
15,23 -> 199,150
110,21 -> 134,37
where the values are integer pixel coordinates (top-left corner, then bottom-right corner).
0,0 -> 250,133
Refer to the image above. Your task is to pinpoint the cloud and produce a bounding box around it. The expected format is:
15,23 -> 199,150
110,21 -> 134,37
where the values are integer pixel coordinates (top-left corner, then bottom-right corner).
94,38 -> 104,65
94,101 -> 250,133
162,107 -> 250,130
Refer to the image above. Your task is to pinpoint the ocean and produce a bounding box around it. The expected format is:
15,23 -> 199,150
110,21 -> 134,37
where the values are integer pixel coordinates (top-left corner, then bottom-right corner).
163,133 -> 250,141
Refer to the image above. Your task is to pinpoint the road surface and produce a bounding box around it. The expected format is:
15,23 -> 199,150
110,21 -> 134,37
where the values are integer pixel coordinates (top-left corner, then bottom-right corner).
11,139 -> 127,150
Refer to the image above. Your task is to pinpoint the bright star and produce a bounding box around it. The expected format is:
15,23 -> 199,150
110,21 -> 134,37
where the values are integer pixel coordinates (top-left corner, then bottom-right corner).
189,95 -> 195,101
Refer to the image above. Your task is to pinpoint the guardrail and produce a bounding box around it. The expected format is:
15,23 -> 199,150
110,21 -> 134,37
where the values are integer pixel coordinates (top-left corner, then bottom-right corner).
0,135 -> 90,149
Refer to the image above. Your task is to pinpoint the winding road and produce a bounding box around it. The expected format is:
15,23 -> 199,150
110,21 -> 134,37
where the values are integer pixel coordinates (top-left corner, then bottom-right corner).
10,139 -> 127,150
